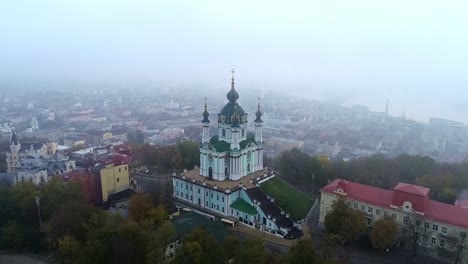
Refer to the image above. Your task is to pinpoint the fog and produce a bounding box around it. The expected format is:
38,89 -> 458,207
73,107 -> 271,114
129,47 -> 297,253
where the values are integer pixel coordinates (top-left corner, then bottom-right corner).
1,0 -> 468,123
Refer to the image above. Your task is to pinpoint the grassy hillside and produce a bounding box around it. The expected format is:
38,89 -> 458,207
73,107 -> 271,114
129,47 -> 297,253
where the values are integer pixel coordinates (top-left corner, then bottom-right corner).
260,177 -> 314,221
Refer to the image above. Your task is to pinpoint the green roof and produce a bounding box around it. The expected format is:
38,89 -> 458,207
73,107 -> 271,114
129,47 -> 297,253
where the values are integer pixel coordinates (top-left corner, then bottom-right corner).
209,136 -> 230,152
171,211 -> 229,243
230,198 -> 258,215
239,138 -> 256,149
209,135 -> 257,152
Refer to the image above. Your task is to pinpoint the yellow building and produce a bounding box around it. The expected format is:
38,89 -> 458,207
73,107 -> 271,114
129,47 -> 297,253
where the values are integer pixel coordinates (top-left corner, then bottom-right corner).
97,155 -> 131,203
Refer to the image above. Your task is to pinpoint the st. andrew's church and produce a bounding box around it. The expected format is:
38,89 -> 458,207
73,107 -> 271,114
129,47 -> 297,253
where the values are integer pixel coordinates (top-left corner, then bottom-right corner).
199,71 -> 264,181
172,71 -> 302,239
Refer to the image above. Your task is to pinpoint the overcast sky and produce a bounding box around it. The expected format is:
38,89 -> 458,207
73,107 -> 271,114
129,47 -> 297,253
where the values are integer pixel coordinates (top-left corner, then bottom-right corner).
1,0 -> 468,123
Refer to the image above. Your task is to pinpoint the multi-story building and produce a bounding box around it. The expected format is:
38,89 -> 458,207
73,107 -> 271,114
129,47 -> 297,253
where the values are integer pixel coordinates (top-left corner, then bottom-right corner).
172,73 -> 302,239
5,130 -> 61,173
95,153 -> 131,203
320,179 -> 468,262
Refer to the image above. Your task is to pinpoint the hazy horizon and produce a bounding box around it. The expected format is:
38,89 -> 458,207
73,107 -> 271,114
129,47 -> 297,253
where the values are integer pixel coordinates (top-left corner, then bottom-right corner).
1,0 -> 468,123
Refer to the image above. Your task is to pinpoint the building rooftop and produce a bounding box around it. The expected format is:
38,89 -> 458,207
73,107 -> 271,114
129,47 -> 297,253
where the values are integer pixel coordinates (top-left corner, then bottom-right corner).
176,168 -> 272,191
322,179 -> 468,228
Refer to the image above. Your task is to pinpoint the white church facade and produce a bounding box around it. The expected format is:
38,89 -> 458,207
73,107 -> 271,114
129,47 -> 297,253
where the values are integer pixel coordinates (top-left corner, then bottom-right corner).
199,72 -> 264,181
172,72 -> 303,239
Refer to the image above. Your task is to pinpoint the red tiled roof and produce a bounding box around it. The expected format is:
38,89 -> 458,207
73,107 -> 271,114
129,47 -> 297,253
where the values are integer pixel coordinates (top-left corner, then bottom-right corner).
393,183 -> 429,196
321,179 -> 394,209
427,200 -> 468,228
321,179 -> 468,228
455,200 -> 468,209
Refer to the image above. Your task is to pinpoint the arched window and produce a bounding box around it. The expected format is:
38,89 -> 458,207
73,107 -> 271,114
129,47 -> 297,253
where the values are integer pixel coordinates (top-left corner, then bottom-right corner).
225,167 -> 229,178
222,129 -> 226,137
247,163 -> 250,172
209,167 -> 213,179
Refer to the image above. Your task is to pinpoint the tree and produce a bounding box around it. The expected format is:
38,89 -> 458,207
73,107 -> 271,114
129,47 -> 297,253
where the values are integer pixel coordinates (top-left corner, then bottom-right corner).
173,229 -> 223,264
128,194 -> 154,223
403,213 -> 431,258
437,187 -> 456,204
324,197 -> 348,237
57,235 -> 82,264
370,216 -> 398,252
343,209 -> 367,242
325,197 -> 366,243
237,239 -> 267,264
1,222 -> 25,250
145,220 -> 175,264
45,202 -> 98,247
223,235 -> 241,261
287,237 -> 319,264
177,141 -> 200,170
144,205 -> 167,228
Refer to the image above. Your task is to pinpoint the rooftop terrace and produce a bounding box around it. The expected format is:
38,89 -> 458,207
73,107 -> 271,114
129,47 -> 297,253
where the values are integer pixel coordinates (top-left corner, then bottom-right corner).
174,168 -> 274,192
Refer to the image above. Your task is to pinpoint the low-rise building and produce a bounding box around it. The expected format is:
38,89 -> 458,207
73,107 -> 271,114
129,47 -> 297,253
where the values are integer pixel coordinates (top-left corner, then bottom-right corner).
320,179 -> 468,262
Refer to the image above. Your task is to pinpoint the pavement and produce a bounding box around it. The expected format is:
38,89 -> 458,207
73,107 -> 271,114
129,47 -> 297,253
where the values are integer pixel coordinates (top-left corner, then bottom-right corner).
228,223 -> 295,254
0,254 -> 52,264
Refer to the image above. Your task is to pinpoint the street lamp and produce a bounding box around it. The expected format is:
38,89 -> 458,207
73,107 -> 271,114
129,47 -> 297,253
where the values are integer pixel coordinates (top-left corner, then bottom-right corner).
35,196 -> 42,231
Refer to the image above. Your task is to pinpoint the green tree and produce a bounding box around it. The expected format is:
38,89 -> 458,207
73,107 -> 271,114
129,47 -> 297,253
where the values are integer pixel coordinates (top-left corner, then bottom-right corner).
1,222 -> 25,250
287,238 -> 319,264
146,220 -> 175,263
437,187 -> 457,204
237,239 -> 267,264
177,141 -> 200,170
57,235 -> 82,264
128,193 -> 154,223
45,202 -> 98,247
370,216 -> 398,252
224,235 -> 241,261
173,229 -> 223,264
325,197 -> 366,243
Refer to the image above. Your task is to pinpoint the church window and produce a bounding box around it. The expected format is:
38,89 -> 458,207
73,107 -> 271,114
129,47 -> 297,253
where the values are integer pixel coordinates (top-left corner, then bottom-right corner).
205,201 -> 208,206
247,163 -> 250,172
176,191 -> 179,196
211,193 -> 213,198
222,207 -> 224,212
222,129 -> 226,137
217,205 -> 219,210
231,209 -> 233,214
222,197 -> 224,202
206,192 -> 208,196
185,194 -> 188,199
198,189 -> 200,194
217,194 -> 219,200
